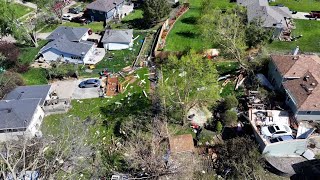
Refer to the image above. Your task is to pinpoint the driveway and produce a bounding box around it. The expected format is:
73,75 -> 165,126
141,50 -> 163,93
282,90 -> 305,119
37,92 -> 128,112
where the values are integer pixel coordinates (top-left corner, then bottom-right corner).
50,78 -> 105,100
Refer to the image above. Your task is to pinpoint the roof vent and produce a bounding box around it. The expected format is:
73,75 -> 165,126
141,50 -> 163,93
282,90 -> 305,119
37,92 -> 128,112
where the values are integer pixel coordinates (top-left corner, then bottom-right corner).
292,46 -> 299,56
311,82 -> 316,86
304,76 -> 310,81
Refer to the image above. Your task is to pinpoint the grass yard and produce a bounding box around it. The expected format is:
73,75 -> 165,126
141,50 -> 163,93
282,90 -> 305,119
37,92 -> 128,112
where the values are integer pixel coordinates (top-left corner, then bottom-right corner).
18,40 -> 48,64
270,0 -> 320,12
42,67 -> 150,138
122,9 -> 143,22
92,31 -> 146,73
13,3 -> 33,18
165,0 -> 235,51
21,68 -> 48,85
64,22 -> 105,32
267,19 -> 320,53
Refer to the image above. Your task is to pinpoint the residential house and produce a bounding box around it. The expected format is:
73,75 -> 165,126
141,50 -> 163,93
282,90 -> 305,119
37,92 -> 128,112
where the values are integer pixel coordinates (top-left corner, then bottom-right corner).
101,29 -> 133,50
85,0 -> 125,22
0,85 -> 52,141
237,0 -> 292,38
268,54 -> 320,121
39,26 -> 103,64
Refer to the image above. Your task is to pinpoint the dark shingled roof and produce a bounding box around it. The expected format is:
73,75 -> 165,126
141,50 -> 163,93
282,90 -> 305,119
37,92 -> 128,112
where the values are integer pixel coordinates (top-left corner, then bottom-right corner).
101,29 -> 133,44
46,26 -> 89,42
0,99 -> 41,130
4,85 -> 51,106
86,0 -> 124,12
40,36 -> 95,57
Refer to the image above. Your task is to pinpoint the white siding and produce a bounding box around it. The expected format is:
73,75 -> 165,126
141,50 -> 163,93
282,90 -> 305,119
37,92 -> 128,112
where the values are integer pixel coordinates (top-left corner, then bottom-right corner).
104,42 -> 131,50
81,32 -> 89,41
0,106 -> 44,142
41,48 -> 84,64
82,45 -> 96,64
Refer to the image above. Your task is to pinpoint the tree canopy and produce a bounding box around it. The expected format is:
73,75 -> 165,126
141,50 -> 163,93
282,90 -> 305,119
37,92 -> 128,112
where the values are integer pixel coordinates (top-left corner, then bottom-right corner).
142,0 -> 170,24
159,51 -> 220,125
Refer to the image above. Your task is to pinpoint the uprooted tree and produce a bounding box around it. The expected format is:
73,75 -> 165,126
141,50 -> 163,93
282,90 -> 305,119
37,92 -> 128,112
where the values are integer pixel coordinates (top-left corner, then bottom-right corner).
158,51 -> 220,125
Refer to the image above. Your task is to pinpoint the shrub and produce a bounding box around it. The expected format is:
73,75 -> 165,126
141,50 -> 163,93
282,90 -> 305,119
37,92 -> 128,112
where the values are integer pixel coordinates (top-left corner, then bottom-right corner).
0,41 -> 20,69
215,121 -> 223,133
223,110 -> 238,126
224,95 -> 239,110
0,71 -> 24,99
46,63 -> 77,80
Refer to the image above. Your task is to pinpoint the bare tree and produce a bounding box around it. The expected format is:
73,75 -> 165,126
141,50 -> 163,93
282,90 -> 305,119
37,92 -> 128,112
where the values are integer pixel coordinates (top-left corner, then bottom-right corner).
0,117 -> 96,179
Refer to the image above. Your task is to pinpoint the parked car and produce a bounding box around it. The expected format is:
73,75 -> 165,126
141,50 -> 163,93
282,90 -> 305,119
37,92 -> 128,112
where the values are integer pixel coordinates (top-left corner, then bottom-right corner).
269,135 -> 294,143
62,14 -> 72,21
71,16 -> 88,24
69,7 -> 80,14
79,79 -> 101,88
261,124 -> 292,137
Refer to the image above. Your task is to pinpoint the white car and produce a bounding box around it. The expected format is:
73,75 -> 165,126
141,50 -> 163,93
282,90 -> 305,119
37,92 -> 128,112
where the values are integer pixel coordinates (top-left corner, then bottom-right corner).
261,124 -> 292,137
62,14 -> 72,21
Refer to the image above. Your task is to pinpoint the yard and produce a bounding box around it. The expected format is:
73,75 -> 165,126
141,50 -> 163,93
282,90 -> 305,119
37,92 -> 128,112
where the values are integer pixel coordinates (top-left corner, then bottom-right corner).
13,3 -> 33,18
91,31 -> 147,73
165,0 -> 235,51
42,67 -> 150,139
267,19 -> 320,53
270,0 -> 320,12
40,22 -> 105,33
21,68 -> 48,85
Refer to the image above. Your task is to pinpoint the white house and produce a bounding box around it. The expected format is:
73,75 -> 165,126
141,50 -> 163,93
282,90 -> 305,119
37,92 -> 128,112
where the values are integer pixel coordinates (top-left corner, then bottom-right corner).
101,29 -> 133,50
0,85 -> 52,141
40,36 -> 96,64
39,26 -> 102,64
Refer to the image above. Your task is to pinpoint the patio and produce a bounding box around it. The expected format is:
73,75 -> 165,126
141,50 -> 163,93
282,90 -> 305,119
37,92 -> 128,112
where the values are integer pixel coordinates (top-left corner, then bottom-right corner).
86,48 -> 106,65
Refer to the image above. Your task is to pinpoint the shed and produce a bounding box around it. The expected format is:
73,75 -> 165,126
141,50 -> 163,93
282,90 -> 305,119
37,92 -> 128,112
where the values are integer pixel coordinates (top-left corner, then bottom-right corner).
101,29 -> 133,50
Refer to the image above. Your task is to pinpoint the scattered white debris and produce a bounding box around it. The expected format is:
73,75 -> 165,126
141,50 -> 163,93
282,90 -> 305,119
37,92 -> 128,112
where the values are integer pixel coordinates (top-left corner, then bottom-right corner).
143,90 -> 148,98
178,71 -> 187,77
115,102 -> 122,105
134,74 -> 140,79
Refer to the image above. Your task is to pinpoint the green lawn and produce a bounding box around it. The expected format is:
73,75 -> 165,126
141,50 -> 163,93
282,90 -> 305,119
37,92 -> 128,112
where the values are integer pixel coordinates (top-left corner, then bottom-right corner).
21,68 -> 48,85
122,9 -> 143,22
165,0 -> 235,51
64,22 -> 105,32
18,40 -> 48,64
92,31 -> 146,73
267,19 -> 320,53
42,67 -> 150,137
13,3 -> 33,18
270,0 -> 320,12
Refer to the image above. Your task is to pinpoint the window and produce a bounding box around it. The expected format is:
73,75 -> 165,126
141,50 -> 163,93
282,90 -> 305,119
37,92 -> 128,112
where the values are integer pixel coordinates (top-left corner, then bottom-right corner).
307,111 -> 312,114
268,126 -> 276,133
39,115 -> 43,122
92,10 -> 95,13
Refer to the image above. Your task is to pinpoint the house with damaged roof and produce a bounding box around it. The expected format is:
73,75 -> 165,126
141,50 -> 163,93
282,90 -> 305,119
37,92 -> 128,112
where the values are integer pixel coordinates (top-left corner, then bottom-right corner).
39,26 -> 104,64
237,0 -> 292,38
269,54 -> 320,121
0,85 -> 52,141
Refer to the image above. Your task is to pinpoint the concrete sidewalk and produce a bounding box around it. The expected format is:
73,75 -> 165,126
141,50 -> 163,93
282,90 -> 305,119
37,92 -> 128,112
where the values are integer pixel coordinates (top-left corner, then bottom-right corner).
292,12 -> 320,21
14,0 -> 37,9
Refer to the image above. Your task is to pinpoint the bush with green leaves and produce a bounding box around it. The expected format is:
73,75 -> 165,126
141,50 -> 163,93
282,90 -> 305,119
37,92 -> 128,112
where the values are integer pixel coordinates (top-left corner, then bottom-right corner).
223,110 -> 238,126
46,63 -> 77,80
224,95 -> 239,110
215,121 -> 223,133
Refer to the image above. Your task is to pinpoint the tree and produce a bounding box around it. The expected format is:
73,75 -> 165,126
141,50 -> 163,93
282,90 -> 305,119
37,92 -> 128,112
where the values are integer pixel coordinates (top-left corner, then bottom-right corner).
223,110 -> 237,126
199,6 -> 247,68
0,71 -> 24,99
142,0 -> 170,24
0,117 -> 97,179
245,18 -> 272,48
214,136 -> 265,179
159,51 -> 220,125
0,0 -> 55,47
0,41 -> 20,69
223,95 -> 238,110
